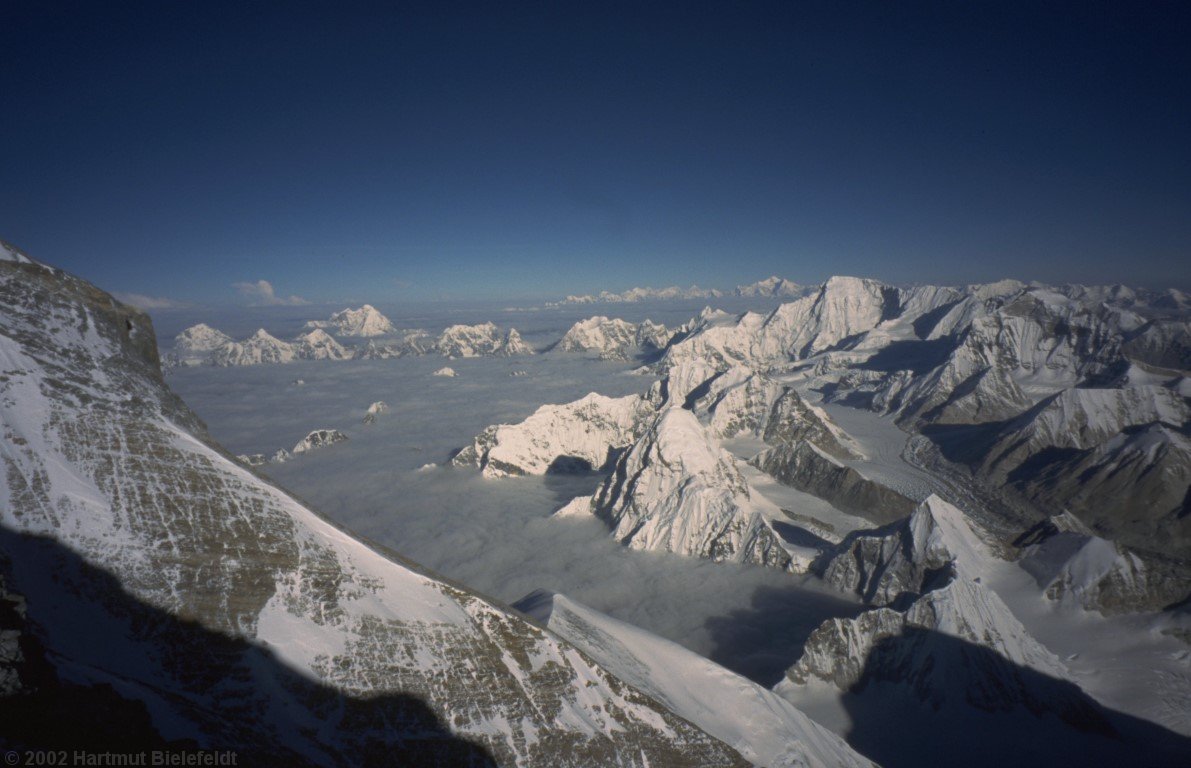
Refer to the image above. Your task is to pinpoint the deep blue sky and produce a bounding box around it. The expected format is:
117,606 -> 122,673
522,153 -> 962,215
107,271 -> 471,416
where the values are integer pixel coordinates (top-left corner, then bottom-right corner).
2,1 -> 1189,304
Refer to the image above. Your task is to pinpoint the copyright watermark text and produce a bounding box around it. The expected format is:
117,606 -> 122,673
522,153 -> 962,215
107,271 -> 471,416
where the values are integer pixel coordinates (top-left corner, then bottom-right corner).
4,752 -> 238,767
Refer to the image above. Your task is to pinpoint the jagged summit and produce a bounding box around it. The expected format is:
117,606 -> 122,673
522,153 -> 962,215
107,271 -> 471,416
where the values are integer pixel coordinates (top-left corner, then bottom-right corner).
817,494 -> 996,606
306,303 -> 396,337
170,323 -> 232,365
554,316 -> 672,360
435,322 -> 534,357
293,327 -> 351,360
588,406 -> 795,569
208,327 -> 297,366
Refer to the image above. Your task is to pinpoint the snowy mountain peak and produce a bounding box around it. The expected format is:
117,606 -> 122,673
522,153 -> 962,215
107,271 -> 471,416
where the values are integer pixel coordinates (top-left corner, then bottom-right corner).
169,323 -> 233,366
306,304 -> 397,337
208,329 -> 298,366
293,328 -> 351,360
589,407 -> 794,569
555,316 -> 672,360
735,276 -> 806,297
819,494 -> 995,606
452,391 -> 654,477
174,323 -> 231,352
435,322 -> 534,357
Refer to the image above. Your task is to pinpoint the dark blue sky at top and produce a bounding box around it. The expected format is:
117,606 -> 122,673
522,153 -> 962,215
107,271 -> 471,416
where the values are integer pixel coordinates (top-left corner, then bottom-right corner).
1,1 -> 1189,304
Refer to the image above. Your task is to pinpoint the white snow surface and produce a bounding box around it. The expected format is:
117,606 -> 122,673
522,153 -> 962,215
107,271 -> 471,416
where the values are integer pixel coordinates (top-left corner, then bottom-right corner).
592,407 -> 805,570
209,328 -> 298,366
554,316 -> 671,360
173,323 -> 233,359
293,328 -> 351,361
456,392 -> 654,478
306,304 -> 396,336
519,591 -> 874,768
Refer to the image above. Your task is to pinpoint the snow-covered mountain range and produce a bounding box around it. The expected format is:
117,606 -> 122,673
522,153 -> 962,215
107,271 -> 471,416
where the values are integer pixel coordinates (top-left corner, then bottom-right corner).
12,237 -> 1188,765
166,319 -> 536,367
0,245 -> 765,764
541,275 -> 811,305
648,274 -> 1190,564
552,316 -> 672,360
447,271 -> 1190,764
546,284 -> 724,306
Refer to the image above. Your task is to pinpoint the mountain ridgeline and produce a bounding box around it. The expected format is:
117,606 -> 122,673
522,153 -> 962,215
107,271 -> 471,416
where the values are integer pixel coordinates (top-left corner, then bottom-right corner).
0,244 -> 766,764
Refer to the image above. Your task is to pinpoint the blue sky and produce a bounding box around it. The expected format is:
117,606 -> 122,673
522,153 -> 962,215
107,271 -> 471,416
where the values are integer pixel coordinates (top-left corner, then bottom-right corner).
2,1 -> 1189,304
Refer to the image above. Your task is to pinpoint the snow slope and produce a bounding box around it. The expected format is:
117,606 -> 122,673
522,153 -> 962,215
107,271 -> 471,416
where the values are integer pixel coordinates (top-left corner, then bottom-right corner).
516,590 -> 874,768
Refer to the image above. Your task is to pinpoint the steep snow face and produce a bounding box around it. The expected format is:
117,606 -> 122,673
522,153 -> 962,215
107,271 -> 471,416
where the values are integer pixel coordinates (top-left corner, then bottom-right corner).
0,253 -> 749,766
291,428 -> 349,454
778,579 -> 1100,727
435,322 -> 533,357
516,591 -> 875,768
876,296 -> 1147,427
308,304 -> 396,336
452,393 -> 655,478
818,495 -> 996,606
171,324 -> 232,364
589,407 -> 795,570
208,329 -> 297,366
555,316 -> 671,360
292,328 -> 351,360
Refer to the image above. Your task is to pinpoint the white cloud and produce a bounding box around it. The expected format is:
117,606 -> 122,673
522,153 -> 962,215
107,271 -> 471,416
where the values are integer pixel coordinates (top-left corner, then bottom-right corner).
113,292 -> 188,309
232,279 -> 308,306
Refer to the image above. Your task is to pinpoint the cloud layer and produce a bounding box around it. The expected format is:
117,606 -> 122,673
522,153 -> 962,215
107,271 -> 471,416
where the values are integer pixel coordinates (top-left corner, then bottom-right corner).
232,279 -> 308,306
113,291 -> 188,309
167,332 -> 861,680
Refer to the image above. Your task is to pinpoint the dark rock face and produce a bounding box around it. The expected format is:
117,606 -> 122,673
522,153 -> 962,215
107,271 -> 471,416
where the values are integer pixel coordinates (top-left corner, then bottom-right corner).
751,441 -> 916,525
